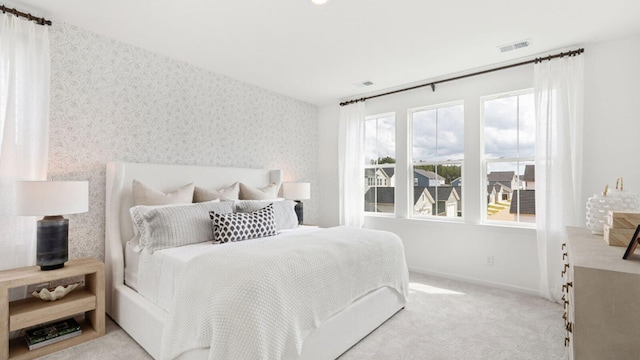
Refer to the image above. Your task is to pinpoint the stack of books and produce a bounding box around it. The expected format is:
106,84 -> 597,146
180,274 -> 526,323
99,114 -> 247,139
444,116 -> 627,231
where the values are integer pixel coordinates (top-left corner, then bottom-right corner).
24,318 -> 82,350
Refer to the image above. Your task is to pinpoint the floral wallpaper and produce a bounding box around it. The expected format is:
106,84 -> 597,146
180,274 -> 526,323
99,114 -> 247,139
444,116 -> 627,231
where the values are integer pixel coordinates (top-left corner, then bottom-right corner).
47,23 -> 319,261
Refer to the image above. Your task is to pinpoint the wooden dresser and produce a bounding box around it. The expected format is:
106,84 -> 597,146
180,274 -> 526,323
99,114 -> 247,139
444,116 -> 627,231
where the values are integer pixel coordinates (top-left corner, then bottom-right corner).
563,226 -> 640,360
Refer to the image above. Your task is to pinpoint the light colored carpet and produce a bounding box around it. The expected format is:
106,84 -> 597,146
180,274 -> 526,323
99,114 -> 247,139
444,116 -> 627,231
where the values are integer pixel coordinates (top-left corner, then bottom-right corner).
37,272 -> 565,359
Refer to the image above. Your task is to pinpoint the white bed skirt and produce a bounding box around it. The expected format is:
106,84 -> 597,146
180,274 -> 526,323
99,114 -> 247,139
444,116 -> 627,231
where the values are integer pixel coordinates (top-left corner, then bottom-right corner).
110,281 -> 404,360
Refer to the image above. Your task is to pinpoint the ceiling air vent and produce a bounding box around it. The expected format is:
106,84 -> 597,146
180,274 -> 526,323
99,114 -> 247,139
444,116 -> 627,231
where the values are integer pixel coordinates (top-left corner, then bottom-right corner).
498,39 -> 531,53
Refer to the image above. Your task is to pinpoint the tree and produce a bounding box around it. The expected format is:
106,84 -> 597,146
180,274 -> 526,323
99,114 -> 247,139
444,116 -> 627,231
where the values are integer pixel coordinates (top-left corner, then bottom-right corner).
371,156 -> 396,165
414,164 -> 461,185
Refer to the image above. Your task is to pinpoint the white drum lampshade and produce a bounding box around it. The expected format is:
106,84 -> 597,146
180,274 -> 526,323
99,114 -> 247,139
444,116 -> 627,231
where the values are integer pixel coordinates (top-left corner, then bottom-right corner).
283,182 -> 311,201
16,181 -> 89,270
283,182 -> 311,225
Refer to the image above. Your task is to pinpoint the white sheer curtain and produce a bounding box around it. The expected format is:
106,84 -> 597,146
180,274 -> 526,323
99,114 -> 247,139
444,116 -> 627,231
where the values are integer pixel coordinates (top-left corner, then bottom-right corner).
338,102 -> 365,227
0,14 -> 51,271
534,55 -> 584,302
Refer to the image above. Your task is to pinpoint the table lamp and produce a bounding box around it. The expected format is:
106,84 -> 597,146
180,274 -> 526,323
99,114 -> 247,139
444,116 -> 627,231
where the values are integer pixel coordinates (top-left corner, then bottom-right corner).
283,182 -> 310,225
15,181 -> 89,270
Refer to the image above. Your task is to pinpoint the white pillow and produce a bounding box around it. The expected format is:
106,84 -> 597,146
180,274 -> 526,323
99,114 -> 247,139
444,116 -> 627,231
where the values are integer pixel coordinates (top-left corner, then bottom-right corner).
130,200 -> 233,252
234,200 -> 298,230
128,203 -> 182,252
193,182 -> 239,202
239,182 -> 280,200
132,180 -> 194,206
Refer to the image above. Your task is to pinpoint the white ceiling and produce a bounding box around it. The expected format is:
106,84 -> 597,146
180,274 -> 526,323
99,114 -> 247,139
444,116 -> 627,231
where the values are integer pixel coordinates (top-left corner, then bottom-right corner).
7,0 -> 640,106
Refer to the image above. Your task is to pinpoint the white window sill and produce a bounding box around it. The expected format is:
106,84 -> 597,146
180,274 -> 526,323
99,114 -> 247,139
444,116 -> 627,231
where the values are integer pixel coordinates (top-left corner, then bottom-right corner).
364,215 -> 537,235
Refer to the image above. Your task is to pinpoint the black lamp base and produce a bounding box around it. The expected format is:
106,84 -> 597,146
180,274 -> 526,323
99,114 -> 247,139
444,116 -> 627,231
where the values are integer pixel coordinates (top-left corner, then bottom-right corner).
37,216 -> 68,271
294,201 -> 304,225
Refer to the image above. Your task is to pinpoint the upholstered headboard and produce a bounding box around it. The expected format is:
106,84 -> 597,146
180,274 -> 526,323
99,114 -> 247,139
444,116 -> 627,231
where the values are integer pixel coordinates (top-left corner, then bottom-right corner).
105,161 -> 282,313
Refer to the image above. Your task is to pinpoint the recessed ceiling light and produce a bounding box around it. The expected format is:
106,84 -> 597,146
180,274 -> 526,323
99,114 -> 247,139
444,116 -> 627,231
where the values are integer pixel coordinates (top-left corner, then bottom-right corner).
312,0 -> 328,4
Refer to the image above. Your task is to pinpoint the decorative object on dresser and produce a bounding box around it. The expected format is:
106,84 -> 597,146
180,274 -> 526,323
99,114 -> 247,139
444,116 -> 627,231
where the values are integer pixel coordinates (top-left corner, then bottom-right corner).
604,210 -> 640,246
562,227 -> 640,360
282,182 -> 311,225
15,181 -> 89,270
623,225 -> 640,260
0,258 -> 105,360
585,179 -> 640,235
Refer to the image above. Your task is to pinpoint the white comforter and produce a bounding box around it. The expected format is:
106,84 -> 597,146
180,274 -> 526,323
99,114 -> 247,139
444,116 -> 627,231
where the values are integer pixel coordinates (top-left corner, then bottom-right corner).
160,226 -> 409,360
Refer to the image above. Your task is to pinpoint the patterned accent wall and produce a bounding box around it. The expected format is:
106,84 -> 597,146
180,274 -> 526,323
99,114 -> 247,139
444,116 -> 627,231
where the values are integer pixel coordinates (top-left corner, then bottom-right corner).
47,23 -> 319,261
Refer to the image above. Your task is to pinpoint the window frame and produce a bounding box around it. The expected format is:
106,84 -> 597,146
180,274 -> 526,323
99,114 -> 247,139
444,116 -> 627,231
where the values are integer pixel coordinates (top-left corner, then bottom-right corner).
480,88 -> 536,227
408,100 -> 465,221
363,112 -> 397,216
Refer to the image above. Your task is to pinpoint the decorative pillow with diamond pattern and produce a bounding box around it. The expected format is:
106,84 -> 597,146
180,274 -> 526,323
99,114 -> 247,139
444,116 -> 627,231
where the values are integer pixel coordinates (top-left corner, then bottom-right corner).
210,203 -> 277,243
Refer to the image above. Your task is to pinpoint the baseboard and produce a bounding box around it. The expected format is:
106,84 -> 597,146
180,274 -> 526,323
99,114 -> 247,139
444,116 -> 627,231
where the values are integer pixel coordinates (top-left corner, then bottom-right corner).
408,266 -> 540,296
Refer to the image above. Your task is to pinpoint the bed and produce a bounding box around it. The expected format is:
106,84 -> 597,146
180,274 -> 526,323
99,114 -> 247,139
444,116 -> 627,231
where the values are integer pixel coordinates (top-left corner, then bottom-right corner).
105,161 -> 408,359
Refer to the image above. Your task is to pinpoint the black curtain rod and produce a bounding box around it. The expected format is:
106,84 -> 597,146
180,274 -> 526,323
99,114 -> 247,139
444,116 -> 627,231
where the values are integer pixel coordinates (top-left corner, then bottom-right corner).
339,47 -> 585,107
1,4 -> 52,26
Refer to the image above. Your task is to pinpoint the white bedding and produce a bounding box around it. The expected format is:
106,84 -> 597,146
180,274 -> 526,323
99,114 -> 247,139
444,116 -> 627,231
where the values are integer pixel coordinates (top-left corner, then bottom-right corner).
126,226 -> 323,311
161,226 -> 409,360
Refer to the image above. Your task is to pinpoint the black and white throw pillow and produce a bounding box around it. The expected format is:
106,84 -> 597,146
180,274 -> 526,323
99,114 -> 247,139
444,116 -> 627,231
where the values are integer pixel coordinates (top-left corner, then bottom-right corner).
234,200 -> 299,230
210,203 -> 277,243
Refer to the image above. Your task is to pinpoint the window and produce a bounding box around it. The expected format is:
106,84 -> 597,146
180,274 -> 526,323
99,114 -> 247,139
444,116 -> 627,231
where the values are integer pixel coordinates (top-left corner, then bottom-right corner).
483,91 -> 535,224
364,113 -> 396,214
410,102 -> 464,218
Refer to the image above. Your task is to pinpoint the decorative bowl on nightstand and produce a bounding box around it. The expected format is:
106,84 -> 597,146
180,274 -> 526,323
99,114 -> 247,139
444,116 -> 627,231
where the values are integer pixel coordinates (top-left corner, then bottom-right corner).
31,283 -> 79,301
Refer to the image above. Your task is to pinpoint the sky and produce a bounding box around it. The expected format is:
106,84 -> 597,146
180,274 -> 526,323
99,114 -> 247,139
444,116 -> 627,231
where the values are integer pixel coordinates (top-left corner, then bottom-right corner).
364,114 -> 395,165
365,92 -> 535,174
412,103 -> 464,162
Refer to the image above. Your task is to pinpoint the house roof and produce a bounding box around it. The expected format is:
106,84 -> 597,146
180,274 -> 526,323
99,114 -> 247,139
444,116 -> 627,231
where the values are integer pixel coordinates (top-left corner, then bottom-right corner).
509,190 -> 536,215
414,169 -> 445,181
365,187 -> 395,205
365,167 -> 395,179
487,171 -> 515,182
487,183 -> 512,193
382,168 -> 395,178
523,165 -> 535,182
413,187 -> 435,204
424,186 -> 460,201
365,187 -> 443,207
490,181 -> 513,189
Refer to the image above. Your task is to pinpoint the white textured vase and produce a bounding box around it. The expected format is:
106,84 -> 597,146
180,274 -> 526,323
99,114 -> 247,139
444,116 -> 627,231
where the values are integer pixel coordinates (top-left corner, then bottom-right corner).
586,195 -> 623,235
605,189 -> 640,212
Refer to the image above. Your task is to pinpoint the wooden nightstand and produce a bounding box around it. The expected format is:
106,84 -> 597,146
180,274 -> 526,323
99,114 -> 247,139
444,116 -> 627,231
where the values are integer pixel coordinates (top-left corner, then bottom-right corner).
0,258 -> 105,360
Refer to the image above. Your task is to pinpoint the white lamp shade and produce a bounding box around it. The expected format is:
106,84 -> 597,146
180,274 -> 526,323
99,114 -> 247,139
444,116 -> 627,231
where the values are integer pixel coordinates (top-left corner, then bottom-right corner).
15,181 -> 89,216
283,182 -> 311,200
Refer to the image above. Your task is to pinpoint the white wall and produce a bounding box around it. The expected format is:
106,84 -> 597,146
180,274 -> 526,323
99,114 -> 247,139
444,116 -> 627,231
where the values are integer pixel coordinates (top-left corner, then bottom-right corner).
318,105 -> 341,227
582,34 -> 640,214
47,23 -> 319,261
318,33 -> 640,293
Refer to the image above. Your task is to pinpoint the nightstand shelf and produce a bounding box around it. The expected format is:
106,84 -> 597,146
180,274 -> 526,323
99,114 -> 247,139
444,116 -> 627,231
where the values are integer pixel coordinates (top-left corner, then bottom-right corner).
0,258 -> 105,360
8,320 -> 99,360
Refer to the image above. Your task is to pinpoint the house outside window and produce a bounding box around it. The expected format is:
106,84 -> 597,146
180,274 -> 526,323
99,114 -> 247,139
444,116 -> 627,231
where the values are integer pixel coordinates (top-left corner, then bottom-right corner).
364,113 -> 395,214
410,102 -> 464,218
483,90 -> 536,224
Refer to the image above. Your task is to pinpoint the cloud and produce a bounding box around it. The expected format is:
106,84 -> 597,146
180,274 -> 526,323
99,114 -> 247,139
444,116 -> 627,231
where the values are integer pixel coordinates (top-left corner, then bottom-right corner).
484,93 -> 534,158
412,104 -> 464,162
364,114 -> 396,164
